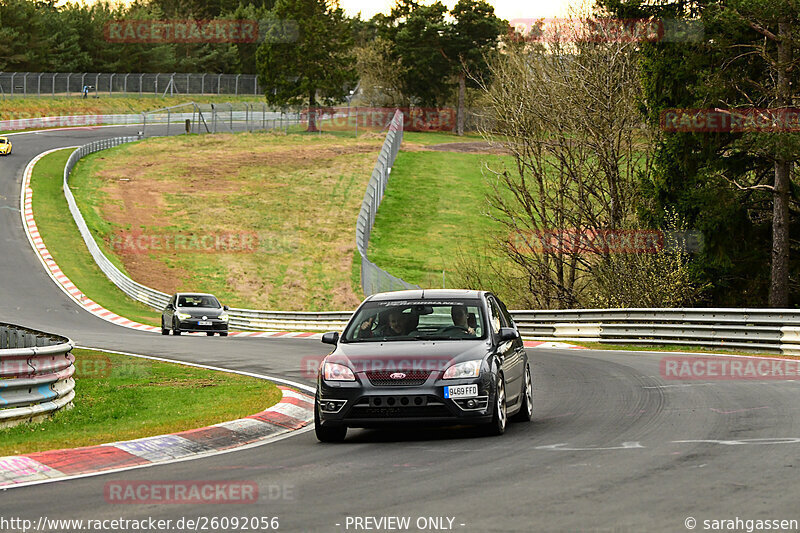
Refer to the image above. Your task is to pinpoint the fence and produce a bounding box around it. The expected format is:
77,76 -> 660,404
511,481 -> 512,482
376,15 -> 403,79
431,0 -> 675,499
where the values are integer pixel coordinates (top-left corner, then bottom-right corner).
0,323 -> 75,428
0,104 -> 302,134
0,72 -> 261,98
356,109 -> 420,295
141,102 -> 301,136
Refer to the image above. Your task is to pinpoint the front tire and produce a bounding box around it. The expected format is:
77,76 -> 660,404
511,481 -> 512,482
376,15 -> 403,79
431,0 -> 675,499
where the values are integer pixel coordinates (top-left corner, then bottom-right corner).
161,318 -> 169,335
511,364 -> 533,422
484,373 -> 507,436
172,318 -> 181,336
314,396 -> 347,443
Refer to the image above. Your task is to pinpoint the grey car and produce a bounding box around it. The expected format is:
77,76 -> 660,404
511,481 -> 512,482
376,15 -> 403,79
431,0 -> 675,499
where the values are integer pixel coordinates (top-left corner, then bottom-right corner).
161,293 -> 230,336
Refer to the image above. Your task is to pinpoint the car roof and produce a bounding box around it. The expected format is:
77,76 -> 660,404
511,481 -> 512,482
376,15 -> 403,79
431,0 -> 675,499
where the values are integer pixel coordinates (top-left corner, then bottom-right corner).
175,292 -> 218,298
367,289 -> 486,302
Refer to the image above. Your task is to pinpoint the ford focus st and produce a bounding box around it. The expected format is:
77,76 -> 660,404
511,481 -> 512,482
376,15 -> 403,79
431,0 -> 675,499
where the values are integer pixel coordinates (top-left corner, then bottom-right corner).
315,289 -> 533,442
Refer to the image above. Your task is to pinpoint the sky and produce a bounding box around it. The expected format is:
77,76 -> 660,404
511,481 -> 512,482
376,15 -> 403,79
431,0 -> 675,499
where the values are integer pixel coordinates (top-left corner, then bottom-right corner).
340,0 -> 576,21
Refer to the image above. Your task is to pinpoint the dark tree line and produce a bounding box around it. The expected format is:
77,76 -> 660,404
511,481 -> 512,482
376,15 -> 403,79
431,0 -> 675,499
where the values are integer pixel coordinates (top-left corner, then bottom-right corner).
0,0 -> 273,73
597,0 -> 800,307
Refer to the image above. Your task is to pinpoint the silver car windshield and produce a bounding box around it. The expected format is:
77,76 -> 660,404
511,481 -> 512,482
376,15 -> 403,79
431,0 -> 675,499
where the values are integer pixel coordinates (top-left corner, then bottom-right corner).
178,295 -> 220,308
342,300 -> 485,342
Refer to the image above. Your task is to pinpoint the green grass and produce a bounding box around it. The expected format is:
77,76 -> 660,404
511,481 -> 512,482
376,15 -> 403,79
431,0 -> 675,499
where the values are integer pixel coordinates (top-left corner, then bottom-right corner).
0,349 -> 282,456
579,341 -> 787,358
368,150 -> 514,287
32,150 -> 163,326
68,132 -> 387,311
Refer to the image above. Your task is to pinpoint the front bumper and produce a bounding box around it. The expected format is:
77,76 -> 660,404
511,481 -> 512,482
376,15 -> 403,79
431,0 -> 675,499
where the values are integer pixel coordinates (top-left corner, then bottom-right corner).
317,371 -> 495,428
177,319 -> 228,333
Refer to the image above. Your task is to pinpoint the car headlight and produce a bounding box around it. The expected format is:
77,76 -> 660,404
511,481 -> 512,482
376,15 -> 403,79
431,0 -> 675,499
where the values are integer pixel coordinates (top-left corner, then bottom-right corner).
219,312 -> 229,321
443,360 -> 481,379
176,312 -> 191,320
322,362 -> 355,381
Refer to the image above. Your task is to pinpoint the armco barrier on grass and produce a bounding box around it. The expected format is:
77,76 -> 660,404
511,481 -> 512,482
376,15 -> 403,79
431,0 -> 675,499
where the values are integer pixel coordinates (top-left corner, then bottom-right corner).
0,323 -> 75,428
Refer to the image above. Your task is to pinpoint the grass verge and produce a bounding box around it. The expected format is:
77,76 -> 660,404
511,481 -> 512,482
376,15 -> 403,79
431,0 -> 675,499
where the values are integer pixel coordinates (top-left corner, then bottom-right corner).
32,149 -> 163,326
577,341 -> 790,358
368,149 -> 513,287
0,348 -> 281,456
69,132 -> 385,311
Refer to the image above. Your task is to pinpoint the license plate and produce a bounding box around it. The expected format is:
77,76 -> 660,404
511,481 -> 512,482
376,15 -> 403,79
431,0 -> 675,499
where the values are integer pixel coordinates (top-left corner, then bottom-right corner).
198,321 -> 212,326
444,384 -> 478,399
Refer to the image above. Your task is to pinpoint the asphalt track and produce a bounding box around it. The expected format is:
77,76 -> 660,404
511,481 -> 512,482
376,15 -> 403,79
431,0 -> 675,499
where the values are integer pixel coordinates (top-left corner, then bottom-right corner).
2,125 -> 800,532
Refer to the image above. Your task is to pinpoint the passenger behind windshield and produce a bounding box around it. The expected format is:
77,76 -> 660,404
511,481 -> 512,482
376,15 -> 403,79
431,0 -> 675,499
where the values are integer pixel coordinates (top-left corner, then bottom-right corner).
451,305 -> 476,335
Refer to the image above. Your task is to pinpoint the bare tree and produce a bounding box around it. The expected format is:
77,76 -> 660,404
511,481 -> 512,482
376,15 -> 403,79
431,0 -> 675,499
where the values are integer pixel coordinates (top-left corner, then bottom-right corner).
474,20 -> 652,308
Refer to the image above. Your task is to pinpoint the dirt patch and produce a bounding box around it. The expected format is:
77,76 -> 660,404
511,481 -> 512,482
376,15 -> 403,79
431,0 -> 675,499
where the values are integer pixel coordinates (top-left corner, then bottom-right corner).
83,133 -> 381,310
427,141 -> 510,154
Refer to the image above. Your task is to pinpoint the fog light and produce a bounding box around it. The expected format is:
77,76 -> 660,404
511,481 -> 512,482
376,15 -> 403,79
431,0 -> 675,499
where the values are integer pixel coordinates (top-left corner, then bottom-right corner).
400,397 -> 409,405
467,399 -> 476,408
387,397 -> 396,406
374,398 -> 382,406
327,402 -> 338,411
414,397 -> 423,405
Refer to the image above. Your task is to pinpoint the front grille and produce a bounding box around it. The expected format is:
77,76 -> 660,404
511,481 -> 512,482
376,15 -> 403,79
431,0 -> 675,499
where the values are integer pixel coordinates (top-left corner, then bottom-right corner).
366,370 -> 431,386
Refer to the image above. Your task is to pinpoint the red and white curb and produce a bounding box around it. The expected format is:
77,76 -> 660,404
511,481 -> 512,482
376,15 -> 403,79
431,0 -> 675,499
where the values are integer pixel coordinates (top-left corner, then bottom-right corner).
0,386 -> 313,488
524,340 -> 587,350
20,149 -> 321,340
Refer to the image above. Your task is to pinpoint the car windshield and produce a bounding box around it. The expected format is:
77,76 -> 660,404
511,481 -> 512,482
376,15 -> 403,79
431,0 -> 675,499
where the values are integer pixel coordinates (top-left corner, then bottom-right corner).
342,299 -> 485,342
177,295 -> 220,308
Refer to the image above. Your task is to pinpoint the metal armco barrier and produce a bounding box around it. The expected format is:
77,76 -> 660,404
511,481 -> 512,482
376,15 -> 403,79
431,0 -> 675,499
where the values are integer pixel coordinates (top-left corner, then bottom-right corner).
511,308 -> 800,354
0,324 -> 75,427
356,109 -> 419,295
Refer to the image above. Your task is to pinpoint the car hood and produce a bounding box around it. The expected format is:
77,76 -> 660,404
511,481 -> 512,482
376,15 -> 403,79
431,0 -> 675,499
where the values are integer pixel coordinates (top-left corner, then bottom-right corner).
328,340 -> 492,373
177,307 -> 223,318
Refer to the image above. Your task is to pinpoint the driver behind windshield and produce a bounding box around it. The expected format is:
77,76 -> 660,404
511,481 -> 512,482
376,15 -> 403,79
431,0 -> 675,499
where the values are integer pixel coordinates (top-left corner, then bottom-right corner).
451,305 -> 476,335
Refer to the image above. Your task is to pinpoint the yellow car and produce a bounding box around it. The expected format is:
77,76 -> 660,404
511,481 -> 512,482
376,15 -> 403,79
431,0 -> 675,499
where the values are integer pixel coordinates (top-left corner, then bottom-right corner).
0,137 -> 11,156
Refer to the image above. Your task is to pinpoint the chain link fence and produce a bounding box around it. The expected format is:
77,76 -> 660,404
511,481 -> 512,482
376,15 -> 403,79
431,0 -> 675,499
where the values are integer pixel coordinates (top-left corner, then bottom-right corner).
141,102 -> 302,136
0,72 -> 261,98
356,109 -> 420,295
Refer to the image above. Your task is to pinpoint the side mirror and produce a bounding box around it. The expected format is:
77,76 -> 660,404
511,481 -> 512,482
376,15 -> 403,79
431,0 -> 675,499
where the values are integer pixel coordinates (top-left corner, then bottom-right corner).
499,328 -> 519,342
321,332 -> 339,345
223,305 -> 230,311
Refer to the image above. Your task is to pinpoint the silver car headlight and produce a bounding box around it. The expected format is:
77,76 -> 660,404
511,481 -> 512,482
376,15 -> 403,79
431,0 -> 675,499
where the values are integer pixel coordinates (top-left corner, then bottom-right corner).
443,360 -> 481,379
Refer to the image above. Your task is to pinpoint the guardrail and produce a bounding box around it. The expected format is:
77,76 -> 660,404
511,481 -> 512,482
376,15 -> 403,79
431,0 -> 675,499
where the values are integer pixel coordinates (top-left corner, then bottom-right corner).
356,109 -> 419,295
0,323 -> 75,427
511,308 -> 800,354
